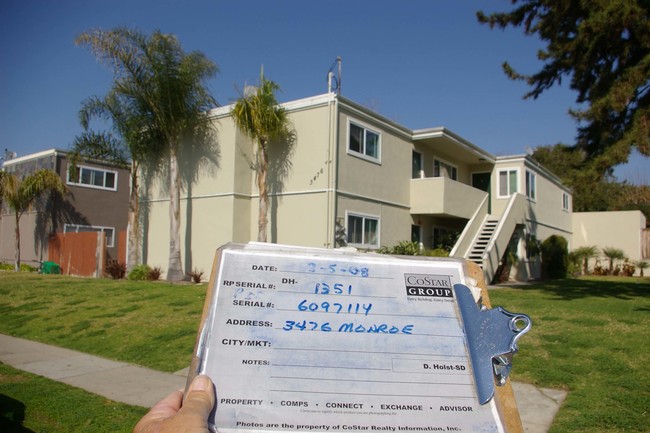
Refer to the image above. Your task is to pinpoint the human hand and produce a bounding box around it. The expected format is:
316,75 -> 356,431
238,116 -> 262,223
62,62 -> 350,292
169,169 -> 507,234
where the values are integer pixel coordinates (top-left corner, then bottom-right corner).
134,375 -> 215,433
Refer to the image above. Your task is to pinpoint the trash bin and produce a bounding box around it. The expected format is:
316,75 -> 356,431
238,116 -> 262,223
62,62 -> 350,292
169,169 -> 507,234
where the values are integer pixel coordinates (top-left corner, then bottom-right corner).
42,261 -> 61,274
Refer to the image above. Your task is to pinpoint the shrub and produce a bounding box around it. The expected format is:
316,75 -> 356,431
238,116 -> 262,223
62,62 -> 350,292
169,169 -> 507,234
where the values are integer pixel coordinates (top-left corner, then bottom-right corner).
128,264 -> 152,281
541,235 -> 568,279
422,248 -> 449,257
148,266 -> 163,281
622,259 -> 635,277
105,260 -> 126,279
634,260 -> 649,277
188,268 -> 205,284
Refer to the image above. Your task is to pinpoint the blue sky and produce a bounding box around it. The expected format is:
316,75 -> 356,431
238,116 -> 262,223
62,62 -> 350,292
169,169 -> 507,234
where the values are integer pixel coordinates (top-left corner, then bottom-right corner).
1,0 -> 646,183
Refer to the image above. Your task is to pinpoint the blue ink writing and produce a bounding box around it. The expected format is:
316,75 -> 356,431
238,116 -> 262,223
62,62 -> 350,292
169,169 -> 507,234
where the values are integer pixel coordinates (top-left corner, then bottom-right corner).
298,300 -> 372,316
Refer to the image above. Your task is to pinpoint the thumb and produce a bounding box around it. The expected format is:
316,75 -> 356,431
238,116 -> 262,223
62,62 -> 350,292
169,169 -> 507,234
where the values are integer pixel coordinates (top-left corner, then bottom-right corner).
178,375 -> 216,427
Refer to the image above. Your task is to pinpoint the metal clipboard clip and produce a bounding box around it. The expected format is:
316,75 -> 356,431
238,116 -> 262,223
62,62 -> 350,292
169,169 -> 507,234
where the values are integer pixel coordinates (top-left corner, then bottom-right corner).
454,283 -> 532,405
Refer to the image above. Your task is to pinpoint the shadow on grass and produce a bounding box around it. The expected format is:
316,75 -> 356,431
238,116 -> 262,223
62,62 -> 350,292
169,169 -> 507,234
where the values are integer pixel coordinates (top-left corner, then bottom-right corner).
506,277 -> 650,301
0,394 -> 36,433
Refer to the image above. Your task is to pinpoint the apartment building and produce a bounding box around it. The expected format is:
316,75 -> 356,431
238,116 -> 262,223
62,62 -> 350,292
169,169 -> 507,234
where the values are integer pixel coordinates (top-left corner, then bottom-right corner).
0,149 -> 130,265
141,93 -> 573,282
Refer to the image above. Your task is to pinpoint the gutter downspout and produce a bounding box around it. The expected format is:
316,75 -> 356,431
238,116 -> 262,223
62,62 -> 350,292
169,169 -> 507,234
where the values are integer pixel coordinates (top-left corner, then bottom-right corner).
326,77 -> 339,247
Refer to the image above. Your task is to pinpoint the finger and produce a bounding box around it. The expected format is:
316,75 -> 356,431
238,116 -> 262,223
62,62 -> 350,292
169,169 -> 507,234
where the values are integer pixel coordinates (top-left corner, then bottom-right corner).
177,375 -> 215,425
133,389 -> 183,433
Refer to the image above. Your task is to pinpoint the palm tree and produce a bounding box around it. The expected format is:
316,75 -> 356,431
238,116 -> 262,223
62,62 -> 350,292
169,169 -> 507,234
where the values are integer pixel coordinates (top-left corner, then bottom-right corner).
601,247 -> 626,274
573,245 -> 599,275
232,68 -> 292,242
75,27 -> 218,281
634,260 -> 648,277
71,93 -> 165,272
0,170 -> 65,271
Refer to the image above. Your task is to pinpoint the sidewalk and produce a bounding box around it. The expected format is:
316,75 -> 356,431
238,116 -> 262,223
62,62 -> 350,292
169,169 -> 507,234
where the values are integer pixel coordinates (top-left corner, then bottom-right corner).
0,334 -> 566,432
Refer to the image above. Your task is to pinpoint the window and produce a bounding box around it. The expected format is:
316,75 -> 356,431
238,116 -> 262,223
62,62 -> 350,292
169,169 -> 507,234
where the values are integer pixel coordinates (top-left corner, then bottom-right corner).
525,171 -> 537,201
348,121 -> 381,162
347,213 -> 379,247
412,151 -> 423,179
498,168 -> 518,197
562,192 -> 570,211
64,224 -> 115,248
67,165 -> 118,191
434,159 -> 457,180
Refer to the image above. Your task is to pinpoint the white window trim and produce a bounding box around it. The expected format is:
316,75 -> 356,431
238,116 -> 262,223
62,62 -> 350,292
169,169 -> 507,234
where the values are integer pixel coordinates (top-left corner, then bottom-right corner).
345,211 -> 381,248
347,119 -> 382,164
562,192 -> 570,212
67,164 -> 118,191
64,223 -> 115,248
433,157 -> 458,181
497,167 -> 520,198
525,170 -> 537,202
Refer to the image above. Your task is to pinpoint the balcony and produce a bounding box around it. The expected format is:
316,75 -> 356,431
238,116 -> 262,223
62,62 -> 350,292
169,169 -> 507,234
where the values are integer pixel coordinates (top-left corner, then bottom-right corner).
410,177 -> 488,219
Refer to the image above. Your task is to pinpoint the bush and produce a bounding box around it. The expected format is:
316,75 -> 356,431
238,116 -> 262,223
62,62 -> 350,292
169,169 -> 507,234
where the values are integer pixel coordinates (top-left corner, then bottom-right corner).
148,266 -> 163,281
377,241 -> 449,257
128,264 -> 152,281
105,260 -> 126,279
541,235 -> 568,279
188,268 -> 205,283
422,248 -> 449,257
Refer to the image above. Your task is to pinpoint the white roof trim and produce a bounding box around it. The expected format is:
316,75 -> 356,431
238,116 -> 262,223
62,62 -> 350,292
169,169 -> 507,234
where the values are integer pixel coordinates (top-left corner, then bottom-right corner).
2,149 -> 64,166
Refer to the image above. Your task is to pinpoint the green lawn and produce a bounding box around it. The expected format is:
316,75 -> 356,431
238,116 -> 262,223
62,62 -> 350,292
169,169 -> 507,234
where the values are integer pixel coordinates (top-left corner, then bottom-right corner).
0,272 -> 206,372
489,276 -> 650,433
0,363 -> 146,433
1,272 -> 648,433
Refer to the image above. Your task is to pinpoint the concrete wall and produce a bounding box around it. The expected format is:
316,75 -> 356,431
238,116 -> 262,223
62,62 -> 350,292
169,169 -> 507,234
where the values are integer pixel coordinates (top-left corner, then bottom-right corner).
572,210 -> 646,274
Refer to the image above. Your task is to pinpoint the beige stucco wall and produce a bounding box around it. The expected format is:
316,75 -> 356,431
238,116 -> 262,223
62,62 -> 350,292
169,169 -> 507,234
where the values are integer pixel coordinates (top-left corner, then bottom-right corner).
141,100 -> 334,277
492,157 -> 572,242
572,211 -> 646,273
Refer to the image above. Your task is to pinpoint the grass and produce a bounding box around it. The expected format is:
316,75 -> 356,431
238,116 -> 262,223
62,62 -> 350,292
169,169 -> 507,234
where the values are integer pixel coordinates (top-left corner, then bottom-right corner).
0,272 -> 206,372
489,276 -> 650,433
0,363 -> 146,432
1,272 -> 648,432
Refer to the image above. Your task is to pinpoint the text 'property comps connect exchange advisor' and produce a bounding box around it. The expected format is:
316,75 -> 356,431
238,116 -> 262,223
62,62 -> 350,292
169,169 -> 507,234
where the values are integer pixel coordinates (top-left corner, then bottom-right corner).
191,243 -> 507,433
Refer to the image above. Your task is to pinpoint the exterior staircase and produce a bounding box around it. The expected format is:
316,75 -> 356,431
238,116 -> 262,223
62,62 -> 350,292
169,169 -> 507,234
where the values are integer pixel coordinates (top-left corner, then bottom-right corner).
467,218 -> 499,267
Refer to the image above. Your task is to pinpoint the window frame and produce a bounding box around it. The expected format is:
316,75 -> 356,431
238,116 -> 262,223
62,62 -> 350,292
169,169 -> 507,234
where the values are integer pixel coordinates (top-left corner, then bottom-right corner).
433,157 -> 458,181
347,119 -> 382,163
562,192 -> 570,212
64,223 -> 116,248
345,211 -> 380,248
412,150 -> 423,179
497,167 -> 520,198
67,164 -> 118,191
525,170 -> 537,202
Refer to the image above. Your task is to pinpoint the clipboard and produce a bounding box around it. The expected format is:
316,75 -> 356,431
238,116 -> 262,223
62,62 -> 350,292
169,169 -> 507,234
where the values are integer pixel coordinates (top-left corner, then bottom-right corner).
187,243 -> 530,433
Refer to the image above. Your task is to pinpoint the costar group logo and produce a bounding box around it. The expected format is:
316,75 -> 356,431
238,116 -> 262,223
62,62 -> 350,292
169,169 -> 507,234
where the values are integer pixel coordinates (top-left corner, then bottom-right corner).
404,273 -> 453,298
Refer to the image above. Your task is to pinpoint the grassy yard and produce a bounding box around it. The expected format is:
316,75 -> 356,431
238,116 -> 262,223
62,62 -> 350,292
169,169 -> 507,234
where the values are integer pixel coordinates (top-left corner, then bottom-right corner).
0,363 -> 146,433
489,276 -> 649,433
1,272 -> 648,432
0,272 -> 206,372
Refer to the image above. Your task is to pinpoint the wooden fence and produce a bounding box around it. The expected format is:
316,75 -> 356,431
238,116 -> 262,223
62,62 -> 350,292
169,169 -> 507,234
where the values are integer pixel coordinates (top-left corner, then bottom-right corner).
48,232 -> 106,277
643,229 -> 650,259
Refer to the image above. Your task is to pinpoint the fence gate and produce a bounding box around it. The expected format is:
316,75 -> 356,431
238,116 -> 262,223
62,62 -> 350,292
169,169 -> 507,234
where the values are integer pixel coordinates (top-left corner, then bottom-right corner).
48,232 -> 106,277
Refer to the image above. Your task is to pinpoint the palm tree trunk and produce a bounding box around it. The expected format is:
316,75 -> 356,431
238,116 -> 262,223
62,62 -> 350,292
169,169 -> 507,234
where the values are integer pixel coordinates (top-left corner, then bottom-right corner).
167,148 -> 184,281
257,141 -> 269,242
127,161 -> 140,271
14,212 -> 21,272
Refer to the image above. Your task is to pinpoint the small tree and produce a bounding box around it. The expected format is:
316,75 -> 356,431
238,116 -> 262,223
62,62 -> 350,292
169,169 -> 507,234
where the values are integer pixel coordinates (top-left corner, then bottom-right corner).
541,235 -> 568,279
573,245 -> 599,275
0,170 -> 65,271
634,260 -> 649,277
602,247 -> 626,274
